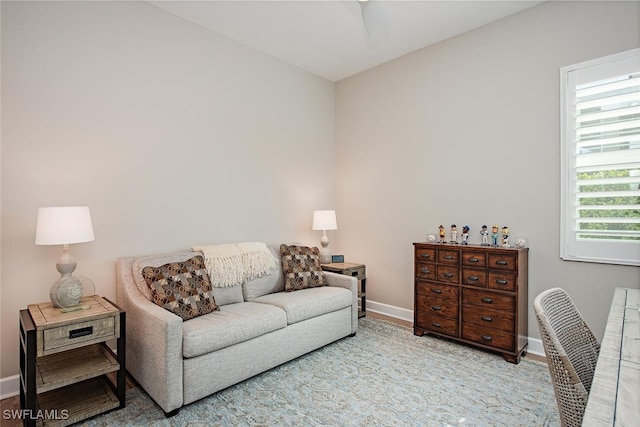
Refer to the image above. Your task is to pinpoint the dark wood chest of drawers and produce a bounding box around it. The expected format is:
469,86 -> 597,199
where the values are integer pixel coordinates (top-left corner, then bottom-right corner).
413,242 -> 528,363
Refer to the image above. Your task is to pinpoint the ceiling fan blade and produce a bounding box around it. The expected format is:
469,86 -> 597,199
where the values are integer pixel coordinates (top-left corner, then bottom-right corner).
359,0 -> 390,42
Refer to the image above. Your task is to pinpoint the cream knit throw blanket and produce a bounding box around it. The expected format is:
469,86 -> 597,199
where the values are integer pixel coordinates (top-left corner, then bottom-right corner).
192,242 -> 277,288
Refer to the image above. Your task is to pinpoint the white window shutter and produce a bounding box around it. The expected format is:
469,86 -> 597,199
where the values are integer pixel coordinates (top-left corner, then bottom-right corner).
561,48 -> 640,266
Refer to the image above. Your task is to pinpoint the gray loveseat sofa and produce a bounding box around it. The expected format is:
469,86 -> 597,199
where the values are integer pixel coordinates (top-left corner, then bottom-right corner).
116,243 -> 358,415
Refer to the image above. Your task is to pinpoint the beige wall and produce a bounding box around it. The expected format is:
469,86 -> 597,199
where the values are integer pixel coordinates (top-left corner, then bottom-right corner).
335,1 -> 640,341
0,1 -> 335,380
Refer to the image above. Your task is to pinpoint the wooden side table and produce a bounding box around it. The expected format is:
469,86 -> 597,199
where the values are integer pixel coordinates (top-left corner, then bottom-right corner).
19,295 -> 125,426
321,262 -> 366,318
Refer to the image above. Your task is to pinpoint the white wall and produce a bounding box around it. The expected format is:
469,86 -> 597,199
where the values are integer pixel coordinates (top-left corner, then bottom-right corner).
1,1 -> 335,379
335,1 -> 640,340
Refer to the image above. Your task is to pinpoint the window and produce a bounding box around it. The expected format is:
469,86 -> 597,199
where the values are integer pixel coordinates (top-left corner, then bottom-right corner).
560,48 -> 640,266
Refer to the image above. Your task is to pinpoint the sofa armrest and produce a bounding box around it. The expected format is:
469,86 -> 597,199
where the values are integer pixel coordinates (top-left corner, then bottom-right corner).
324,271 -> 358,334
115,257 -> 184,413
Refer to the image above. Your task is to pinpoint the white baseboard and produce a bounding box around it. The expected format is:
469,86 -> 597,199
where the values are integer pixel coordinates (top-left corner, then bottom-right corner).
366,299 -> 414,323
366,299 -> 546,358
1,375 -> 19,400
527,338 -> 545,358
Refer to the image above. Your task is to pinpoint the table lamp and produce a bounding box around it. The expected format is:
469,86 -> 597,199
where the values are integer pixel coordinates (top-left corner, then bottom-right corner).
312,210 -> 337,264
35,206 -> 95,308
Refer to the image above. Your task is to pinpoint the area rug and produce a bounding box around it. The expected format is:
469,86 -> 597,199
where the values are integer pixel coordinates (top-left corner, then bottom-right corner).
81,317 -> 559,426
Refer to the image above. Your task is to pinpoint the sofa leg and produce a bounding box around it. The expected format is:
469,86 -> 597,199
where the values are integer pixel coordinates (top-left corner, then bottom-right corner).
164,408 -> 180,418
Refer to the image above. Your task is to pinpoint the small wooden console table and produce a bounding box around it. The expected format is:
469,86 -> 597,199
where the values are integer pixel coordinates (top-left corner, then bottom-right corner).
321,262 -> 366,318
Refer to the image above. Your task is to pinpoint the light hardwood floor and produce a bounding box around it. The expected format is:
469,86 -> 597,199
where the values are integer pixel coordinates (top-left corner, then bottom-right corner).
1,312 -> 543,426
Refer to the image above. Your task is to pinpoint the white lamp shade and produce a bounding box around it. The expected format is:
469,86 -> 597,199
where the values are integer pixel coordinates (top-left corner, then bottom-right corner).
312,210 -> 337,231
35,206 -> 95,245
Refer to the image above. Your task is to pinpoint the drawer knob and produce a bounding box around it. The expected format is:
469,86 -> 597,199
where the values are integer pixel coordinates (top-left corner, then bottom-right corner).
421,253 -> 431,259
481,335 -> 493,342
443,273 -> 454,278
481,316 -> 493,322
495,260 -> 508,266
431,288 -> 442,294
421,268 -> 431,274
431,322 -> 441,328
431,306 -> 441,311
469,257 -> 479,263
444,255 -> 454,260
496,279 -> 508,285
69,326 -> 93,339
468,276 -> 479,282
481,297 -> 493,304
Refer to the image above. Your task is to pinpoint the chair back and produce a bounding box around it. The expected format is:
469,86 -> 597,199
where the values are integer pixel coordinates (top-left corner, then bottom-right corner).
533,287 -> 600,427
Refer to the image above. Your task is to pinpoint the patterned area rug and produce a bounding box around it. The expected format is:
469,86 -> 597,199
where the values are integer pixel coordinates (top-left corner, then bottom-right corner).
82,317 -> 559,426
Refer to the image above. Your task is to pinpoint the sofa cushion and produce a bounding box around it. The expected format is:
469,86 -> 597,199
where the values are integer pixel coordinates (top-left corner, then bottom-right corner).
211,285 -> 245,306
280,244 -> 327,292
142,255 -> 220,321
133,251 -> 243,306
242,243 -> 285,301
252,286 -> 352,325
182,302 -> 287,358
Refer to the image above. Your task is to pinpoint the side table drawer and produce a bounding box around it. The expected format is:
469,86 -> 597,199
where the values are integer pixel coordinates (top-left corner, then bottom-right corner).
344,266 -> 366,280
42,316 -> 117,355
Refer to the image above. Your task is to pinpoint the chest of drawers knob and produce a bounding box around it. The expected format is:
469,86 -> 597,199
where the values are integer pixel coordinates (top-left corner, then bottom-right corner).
469,257 -> 479,262
482,335 -> 493,342
431,306 -> 441,311
482,297 -> 493,303
431,288 -> 442,294
481,316 -> 493,322
495,260 -> 508,266
421,268 -> 430,274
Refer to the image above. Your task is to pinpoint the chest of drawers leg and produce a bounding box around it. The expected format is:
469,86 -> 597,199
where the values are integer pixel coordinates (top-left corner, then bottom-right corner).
414,243 -> 528,363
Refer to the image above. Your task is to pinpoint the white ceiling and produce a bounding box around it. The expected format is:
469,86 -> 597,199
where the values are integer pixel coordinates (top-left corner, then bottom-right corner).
149,0 -> 544,82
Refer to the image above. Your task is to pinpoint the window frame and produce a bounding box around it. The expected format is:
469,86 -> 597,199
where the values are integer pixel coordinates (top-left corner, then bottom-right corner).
560,48 -> 640,267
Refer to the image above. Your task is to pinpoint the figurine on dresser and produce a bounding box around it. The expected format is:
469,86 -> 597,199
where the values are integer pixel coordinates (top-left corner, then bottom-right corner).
491,225 -> 500,247
438,225 -> 446,243
450,224 -> 458,244
461,225 -> 470,245
502,226 -> 510,247
481,225 -> 489,246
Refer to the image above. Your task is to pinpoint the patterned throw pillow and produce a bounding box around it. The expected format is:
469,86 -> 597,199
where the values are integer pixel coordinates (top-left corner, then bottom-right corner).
141,255 -> 219,321
280,244 -> 327,292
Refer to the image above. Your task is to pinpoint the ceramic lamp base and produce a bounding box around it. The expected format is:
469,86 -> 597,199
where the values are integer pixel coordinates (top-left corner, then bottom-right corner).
50,276 -> 84,308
